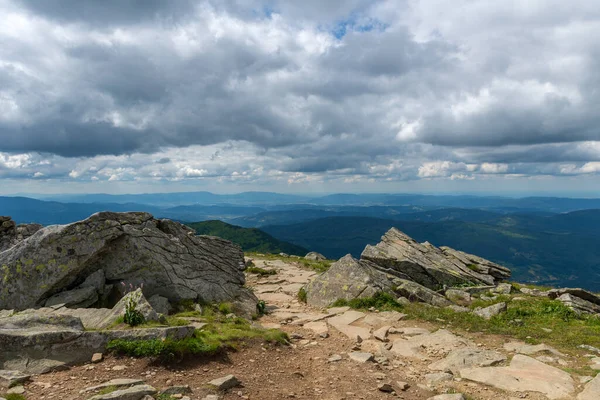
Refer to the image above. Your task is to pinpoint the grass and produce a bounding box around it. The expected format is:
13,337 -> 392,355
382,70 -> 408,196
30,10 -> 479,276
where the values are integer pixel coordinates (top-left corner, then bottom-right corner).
108,303 -> 288,361
4,395 -> 26,400
331,292 -> 600,353
246,266 -> 278,276
97,385 -> 118,395
298,287 -> 307,303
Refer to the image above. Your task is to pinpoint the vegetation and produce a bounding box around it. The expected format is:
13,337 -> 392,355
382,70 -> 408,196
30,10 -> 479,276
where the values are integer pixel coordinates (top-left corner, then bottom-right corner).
298,258 -> 332,273
123,291 -> 145,327
246,266 -> 278,276
108,302 -> 288,360
298,287 -> 307,303
332,291 -> 600,352
97,386 -> 118,395
3,395 -> 26,400
186,220 -> 308,255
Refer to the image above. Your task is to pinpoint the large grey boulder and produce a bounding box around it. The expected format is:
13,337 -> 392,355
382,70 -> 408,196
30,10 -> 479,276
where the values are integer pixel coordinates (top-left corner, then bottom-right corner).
304,255 -> 397,307
361,228 -> 510,290
305,252 -> 327,261
0,212 -> 256,314
547,288 -> 600,315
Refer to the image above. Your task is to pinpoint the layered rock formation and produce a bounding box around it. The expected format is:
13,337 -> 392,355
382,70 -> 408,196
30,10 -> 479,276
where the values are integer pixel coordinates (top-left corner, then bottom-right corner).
0,217 -> 42,253
306,227 -> 510,308
0,212 -> 256,314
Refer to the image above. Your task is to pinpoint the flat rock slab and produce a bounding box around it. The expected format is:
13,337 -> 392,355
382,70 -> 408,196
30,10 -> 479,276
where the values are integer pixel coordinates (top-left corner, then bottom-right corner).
87,384 -> 157,400
0,370 -> 30,388
303,321 -> 328,335
349,352 -> 374,363
81,379 -> 145,393
503,341 -> 564,356
259,292 -> 295,303
208,374 -> 240,390
327,310 -> 371,340
391,329 -> 472,359
578,373 -> 600,400
363,312 -> 406,328
460,354 -> 575,400
327,310 -> 365,326
428,348 -> 507,374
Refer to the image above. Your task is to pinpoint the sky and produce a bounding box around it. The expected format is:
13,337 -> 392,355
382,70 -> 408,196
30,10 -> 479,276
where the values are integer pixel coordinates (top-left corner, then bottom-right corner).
1,0 -> 600,196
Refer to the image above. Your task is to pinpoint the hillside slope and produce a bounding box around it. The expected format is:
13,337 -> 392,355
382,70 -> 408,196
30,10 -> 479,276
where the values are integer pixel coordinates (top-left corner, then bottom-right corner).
187,220 -> 309,256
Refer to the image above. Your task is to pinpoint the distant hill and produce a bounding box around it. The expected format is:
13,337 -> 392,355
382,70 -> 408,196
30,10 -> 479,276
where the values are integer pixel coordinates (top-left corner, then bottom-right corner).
186,220 -> 309,256
262,216 -> 600,290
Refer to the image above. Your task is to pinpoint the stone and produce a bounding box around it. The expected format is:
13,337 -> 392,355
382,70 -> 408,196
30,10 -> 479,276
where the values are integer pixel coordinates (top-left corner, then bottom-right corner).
0,370 -> 30,388
445,289 -> 471,304
373,326 -> 390,342
328,354 -> 342,363
427,395 -> 465,400
377,383 -> 394,392
446,305 -> 469,313
81,379 -> 146,393
397,381 -> 409,391
326,310 -> 371,340
361,228 -> 510,290
503,341 -> 564,357
305,252 -> 327,261
425,372 -> 453,385
395,279 -> 452,307
79,270 -> 106,293
555,293 -> 600,315
0,217 -> 42,253
207,375 -> 240,390
44,286 -> 99,308
473,302 -> 507,320
87,384 -> 157,400
349,352 -> 374,363
91,353 -> 103,363
493,283 -> 513,294
159,385 -> 192,395
303,321 -> 328,336
304,255 -> 397,308
428,348 -> 507,374
391,329 -> 471,359
578,373 -> 600,400
6,385 -> 24,394
148,294 -> 172,316
460,354 -> 575,399
202,396 -> 220,400
0,212 -> 256,315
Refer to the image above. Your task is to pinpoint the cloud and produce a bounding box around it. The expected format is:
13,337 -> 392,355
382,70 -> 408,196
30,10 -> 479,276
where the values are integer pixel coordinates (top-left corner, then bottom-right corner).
1,0 -> 600,193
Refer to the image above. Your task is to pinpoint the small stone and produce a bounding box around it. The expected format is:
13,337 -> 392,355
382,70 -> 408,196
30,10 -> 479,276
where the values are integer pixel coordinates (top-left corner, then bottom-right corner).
373,326 -> 390,342
202,395 -> 220,400
397,381 -> 410,391
7,385 -> 25,394
88,385 -> 157,400
208,375 -> 241,390
473,302 -> 507,320
0,370 -> 30,388
425,372 -> 453,385
91,353 -> 103,363
328,354 -> 343,363
160,385 -> 192,395
348,352 -> 374,363
427,394 -> 465,400
377,383 -> 394,393
111,365 -> 126,371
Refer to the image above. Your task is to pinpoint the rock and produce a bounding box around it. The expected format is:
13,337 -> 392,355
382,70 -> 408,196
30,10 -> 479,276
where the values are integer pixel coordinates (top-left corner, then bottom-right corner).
493,283 -> 513,294
304,255 -> 397,308
391,329 -> 471,359
87,384 -> 157,400
81,379 -> 145,393
427,395 -> 465,400
0,212 -> 256,314
424,372 -> 453,385
147,294 -> 172,316
7,385 -> 24,394
45,286 -> 99,308
328,354 -> 342,363
555,293 -> 600,315
160,385 -> 192,395
305,252 -> 327,261
473,302 -> 507,320
0,370 -> 30,388
0,217 -> 42,253
361,228 -> 510,290
349,352 -> 374,363
202,396 -> 220,400
397,381 -> 409,391
373,326 -> 390,342
503,341 -> 564,357
446,305 -> 469,313
395,279 -> 451,307
207,375 -> 240,390
79,270 -> 106,293
377,383 -> 394,392
460,354 -> 575,399
445,289 -> 471,304
428,348 -> 507,374
578,373 -> 600,400
326,310 -> 371,340
91,353 -> 103,363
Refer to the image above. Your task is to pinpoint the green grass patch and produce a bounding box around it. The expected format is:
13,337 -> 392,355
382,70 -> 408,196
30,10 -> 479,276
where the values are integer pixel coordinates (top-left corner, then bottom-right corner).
298,287 -> 307,303
331,292 -> 404,312
108,303 -> 288,361
4,395 -> 26,400
246,266 -> 278,276
298,259 -> 332,273
97,385 -> 118,395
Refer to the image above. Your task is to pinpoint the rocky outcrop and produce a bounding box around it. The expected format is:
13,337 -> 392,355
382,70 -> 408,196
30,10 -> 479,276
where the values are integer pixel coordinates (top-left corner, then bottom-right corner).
0,217 -> 42,253
0,212 -> 256,314
547,288 -> 600,315
361,228 -> 510,290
